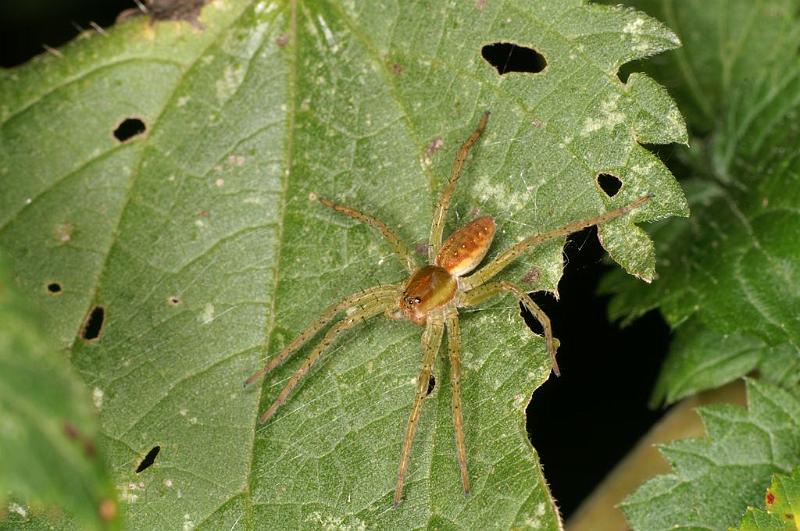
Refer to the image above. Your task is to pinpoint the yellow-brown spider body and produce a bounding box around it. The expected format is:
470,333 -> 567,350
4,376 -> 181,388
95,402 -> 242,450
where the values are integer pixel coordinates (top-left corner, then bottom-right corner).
246,111 -> 652,507
400,215 -> 496,325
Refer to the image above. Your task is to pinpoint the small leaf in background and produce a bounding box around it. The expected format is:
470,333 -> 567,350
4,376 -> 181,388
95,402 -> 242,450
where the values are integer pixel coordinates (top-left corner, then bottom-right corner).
0,0 -> 687,527
737,467 -> 800,531
622,380 -> 800,529
0,256 -> 116,529
600,0 -> 800,404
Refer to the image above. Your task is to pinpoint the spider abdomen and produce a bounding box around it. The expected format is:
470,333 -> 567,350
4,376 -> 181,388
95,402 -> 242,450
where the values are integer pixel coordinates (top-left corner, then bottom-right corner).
436,216 -> 496,276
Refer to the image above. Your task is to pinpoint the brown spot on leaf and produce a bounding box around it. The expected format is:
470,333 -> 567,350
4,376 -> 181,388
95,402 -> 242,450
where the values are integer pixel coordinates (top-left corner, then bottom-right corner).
275,33 -> 290,47
390,62 -> 404,76
99,499 -> 117,522
146,0 -> 207,25
522,267 -> 540,284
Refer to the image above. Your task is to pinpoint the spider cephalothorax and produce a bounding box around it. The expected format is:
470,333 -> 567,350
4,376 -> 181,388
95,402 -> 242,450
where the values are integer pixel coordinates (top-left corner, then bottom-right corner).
246,112 -> 651,506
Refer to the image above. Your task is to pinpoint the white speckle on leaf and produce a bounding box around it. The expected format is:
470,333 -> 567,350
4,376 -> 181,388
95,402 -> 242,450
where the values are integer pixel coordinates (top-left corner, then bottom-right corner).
179,408 -> 188,416
216,65 -> 244,102
306,511 -> 366,531
118,482 -> 140,504
317,15 -> 339,53
581,93 -> 625,136
623,17 -> 645,34
215,178 -> 225,187
8,502 -> 27,518
200,303 -> 215,324
164,478 -> 173,488
189,417 -> 198,424
227,154 -> 245,166
92,387 -> 104,409
25,197 -> 32,204
177,96 -> 190,107
254,1 -> 276,15
183,513 -> 194,531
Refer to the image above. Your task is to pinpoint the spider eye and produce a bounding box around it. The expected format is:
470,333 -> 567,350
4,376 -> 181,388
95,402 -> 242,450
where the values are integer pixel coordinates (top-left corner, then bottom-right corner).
404,296 -> 422,306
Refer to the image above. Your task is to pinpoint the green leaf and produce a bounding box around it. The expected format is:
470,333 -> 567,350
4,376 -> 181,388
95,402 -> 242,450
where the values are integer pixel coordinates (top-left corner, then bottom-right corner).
0,255 -> 116,528
622,380 -> 800,530
737,467 -> 800,531
599,0 -> 800,403
0,0 -> 686,527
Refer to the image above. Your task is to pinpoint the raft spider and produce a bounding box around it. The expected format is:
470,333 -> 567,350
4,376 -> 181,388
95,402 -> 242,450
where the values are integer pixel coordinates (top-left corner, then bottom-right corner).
246,111 -> 651,506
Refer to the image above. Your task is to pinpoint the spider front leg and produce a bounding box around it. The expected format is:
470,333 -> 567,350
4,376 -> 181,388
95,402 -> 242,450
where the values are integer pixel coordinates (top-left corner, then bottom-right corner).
245,284 -> 399,386
428,111 -> 490,262
394,316 -> 445,507
256,294 -> 395,424
445,307 -> 470,495
461,281 -> 559,376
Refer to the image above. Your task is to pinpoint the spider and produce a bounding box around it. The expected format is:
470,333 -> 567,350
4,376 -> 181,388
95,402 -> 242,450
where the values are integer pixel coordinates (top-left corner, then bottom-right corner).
246,111 -> 651,506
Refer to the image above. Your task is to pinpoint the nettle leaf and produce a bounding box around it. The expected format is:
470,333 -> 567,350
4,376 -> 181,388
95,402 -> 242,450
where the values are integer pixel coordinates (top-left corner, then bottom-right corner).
738,467 -> 800,530
600,0 -> 800,403
0,256 -> 116,529
0,0 -> 685,527
622,380 -> 800,530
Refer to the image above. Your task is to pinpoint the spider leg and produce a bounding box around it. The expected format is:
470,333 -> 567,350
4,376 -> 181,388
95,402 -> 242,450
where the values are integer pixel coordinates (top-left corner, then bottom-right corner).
245,284 -> 398,386
461,281 -> 560,376
428,111 -> 490,262
460,193 -> 653,291
258,297 -> 392,424
394,317 -> 445,506
317,196 -> 417,273
445,307 -> 470,495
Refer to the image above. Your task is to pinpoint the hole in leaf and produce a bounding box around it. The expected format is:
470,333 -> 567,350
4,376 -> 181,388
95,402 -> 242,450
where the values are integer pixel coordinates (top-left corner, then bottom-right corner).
113,118 -> 146,142
47,282 -> 62,294
481,42 -> 546,75
81,305 -> 105,341
135,445 -> 161,473
425,374 -> 436,397
597,173 -> 623,197
168,296 -> 181,306
519,292 -> 557,336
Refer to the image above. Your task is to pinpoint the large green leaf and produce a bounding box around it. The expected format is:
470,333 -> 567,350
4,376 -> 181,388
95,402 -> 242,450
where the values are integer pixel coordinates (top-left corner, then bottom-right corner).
0,255 -> 116,529
622,380 -> 800,530
600,0 -> 800,404
0,0 -> 686,527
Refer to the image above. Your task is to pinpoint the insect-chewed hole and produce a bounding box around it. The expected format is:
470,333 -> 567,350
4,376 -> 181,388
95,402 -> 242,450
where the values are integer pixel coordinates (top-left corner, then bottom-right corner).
425,374 -> 436,397
597,173 -> 623,197
81,305 -> 105,341
47,282 -> 63,294
113,118 -> 146,142
481,42 -> 546,75
519,292 -> 557,337
135,445 -> 161,473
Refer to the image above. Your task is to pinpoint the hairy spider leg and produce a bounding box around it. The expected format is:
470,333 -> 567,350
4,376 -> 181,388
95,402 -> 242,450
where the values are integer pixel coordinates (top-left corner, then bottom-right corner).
245,284 -> 399,386
258,295 -> 395,424
445,307 -> 470,494
461,281 -> 559,375
461,193 -> 653,291
317,196 -> 417,273
394,316 -> 445,506
428,111 -> 491,263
